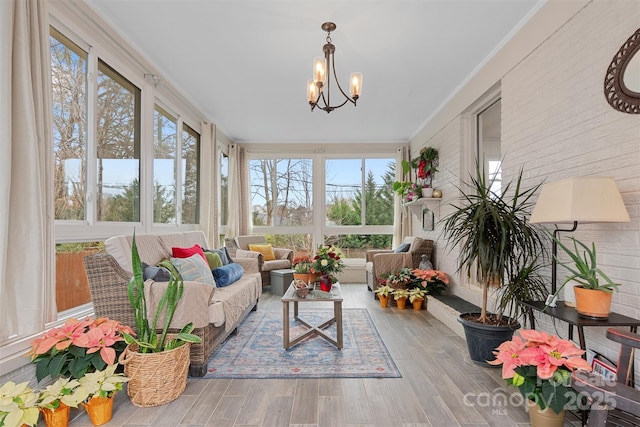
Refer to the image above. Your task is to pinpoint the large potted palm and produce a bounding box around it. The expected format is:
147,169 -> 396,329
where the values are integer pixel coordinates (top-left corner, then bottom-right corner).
441,163 -> 547,366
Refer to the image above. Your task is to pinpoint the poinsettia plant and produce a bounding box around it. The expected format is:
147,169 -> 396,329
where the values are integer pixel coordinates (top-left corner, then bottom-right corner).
489,329 -> 592,414
412,268 -> 449,296
37,377 -> 86,411
28,317 -> 134,382
77,364 -> 128,399
0,381 -> 39,427
292,254 -> 313,274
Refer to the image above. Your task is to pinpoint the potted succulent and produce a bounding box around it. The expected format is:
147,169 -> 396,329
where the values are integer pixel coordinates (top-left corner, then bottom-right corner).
0,381 -> 39,427
78,364 -> 128,426
440,163 -> 547,365
490,329 -> 592,426
391,288 -> 410,309
552,236 -> 620,318
118,232 -> 202,407
410,146 -> 439,196
373,284 -> 394,307
408,288 -> 427,310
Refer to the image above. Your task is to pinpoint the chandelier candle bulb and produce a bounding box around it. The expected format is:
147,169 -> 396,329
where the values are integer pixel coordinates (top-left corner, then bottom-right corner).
313,57 -> 326,84
307,79 -> 319,103
350,72 -> 362,98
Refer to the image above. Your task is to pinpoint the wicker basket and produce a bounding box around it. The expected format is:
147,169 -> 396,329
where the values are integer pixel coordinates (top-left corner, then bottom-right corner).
118,339 -> 190,407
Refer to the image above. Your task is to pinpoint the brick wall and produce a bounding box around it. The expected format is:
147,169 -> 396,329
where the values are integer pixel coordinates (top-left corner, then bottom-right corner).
413,0 -> 640,366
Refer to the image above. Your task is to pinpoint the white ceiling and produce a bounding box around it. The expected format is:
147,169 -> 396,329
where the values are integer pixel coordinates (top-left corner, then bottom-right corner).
87,0 -> 541,144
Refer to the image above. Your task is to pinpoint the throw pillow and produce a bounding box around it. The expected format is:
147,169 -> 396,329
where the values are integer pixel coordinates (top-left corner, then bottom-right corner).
205,247 -> 233,265
205,251 -> 223,270
170,254 -> 216,287
393,243 -> 411,253
248,243 -> 276,261
172,244 -> 208,263
142,262 -> 171,282
213,263 -> 244,287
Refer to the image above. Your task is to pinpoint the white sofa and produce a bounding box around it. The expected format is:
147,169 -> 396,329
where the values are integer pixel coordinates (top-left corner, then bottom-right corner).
84,231 -> 261,377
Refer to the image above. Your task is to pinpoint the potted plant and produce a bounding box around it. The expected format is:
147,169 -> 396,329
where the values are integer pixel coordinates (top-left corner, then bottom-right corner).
408,288 -> 427,310
489,329 -> 592,427
0,381 -> 39,427
412,268 -> 449,296
393,160 -> 422,202
440,163 -> 547,365
77,364 -> 128,426
391,288 -> 409,309
292,254 -> 312,284
311,246 -> 345,292
373,284 -> 394,307
37,377 -> 86,427
552,236 -> 620,318
118,233 -> 202,407
410,146 -> 439,197
28,317 -> 134,382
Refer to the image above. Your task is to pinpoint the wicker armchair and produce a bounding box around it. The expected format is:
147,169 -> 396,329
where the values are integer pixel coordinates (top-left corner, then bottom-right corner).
224,235 -> 293,287
365,237 -> 434,295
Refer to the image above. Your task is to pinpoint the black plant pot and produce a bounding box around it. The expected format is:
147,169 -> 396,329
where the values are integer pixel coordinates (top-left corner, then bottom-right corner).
457,313 -> 520,367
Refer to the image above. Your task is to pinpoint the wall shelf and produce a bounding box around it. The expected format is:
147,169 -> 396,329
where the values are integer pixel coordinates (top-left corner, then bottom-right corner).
404,198 -> 441,218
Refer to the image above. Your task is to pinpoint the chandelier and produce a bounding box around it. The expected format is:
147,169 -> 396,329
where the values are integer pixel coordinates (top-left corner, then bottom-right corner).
306,22 -> 362,113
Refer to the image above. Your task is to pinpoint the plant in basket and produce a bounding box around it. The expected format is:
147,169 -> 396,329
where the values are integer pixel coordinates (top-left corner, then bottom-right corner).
0,381 -> 39,427
118,232 -> 202,407
490,329 -> 592,421
28,317 -> 134,382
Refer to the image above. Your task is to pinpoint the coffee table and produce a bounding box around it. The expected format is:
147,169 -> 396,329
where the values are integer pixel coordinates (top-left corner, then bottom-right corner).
281,282 -> 343,350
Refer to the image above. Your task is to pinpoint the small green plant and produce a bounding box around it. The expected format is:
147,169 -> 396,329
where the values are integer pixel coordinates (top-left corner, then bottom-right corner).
122,232 -> 202,353
374,284 -> 394,297
554,236 -> 621,294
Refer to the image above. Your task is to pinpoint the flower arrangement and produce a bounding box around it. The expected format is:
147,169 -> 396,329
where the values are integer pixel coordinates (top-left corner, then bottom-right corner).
311,246 -> 345,279
412,269 -> 449,296
37,377 -> 86,411
0,381 -> 39,427
78,364 -> 129,399
489,329 -> 592,414
292,254 -> 313,274
28,317 -> 134,382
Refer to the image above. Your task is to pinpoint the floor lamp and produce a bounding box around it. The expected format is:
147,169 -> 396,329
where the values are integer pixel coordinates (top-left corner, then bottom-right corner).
530,176 -> 630,303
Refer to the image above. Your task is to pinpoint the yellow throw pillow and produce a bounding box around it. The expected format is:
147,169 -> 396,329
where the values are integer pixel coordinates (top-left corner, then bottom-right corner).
248,243 -> 276,261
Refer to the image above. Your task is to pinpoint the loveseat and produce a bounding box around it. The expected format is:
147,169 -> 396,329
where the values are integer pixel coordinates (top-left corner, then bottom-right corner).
84,231 -> 262,377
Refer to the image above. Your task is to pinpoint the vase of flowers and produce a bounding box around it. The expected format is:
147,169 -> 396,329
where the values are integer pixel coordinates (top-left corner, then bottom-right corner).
78,364 -> 128,426
28,317 -> 134,382
0,381 -> 39,427
311,246 -> 345,292
489,329 -> 592,426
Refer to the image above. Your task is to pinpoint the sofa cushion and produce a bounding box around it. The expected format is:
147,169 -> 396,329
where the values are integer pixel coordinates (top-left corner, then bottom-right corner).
248,243 -> 276,261
213,263 -> 245,287
408,237 -> 425,253
262,259 -> 292,272
205,251 -> 223,270
393,243 -> 410,253
206,248 -> 232,265
172,244 -> 207,263
171,254 -> 216,287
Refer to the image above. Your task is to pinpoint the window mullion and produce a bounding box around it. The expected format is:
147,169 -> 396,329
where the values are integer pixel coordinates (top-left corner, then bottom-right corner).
85,46 -> 97,225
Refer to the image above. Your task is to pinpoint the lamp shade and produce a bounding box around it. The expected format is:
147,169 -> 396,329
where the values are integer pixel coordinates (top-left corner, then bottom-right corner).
530,176 -> 629,224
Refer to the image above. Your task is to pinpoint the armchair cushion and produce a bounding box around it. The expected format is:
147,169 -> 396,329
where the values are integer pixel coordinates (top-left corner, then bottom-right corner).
393,243 -> 411,253
213,263 -> 245,287
170,254 -> 216,288
248,243 -> 276,261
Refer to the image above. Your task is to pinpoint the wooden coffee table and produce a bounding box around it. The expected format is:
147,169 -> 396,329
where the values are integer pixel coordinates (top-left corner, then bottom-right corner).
281,283 -> 343,350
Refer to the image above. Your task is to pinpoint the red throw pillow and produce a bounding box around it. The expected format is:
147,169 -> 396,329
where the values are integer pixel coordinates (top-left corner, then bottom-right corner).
172,244 -> 207,263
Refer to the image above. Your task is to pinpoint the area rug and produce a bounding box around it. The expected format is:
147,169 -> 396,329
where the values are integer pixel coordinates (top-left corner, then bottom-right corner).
201,308 -> 401,379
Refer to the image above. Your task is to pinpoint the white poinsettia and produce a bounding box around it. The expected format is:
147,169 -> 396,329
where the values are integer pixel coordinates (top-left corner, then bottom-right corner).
0,381 -> 39,427
38,377 -> 87,410
78,365 -> 129,399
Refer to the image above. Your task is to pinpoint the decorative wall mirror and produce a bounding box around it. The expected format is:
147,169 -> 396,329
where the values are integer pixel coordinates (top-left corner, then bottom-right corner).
604,28 -> 640,114
422,208 -> 434,231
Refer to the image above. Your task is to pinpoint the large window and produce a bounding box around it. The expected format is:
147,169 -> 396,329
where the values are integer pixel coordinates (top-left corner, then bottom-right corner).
153,105 -> 177,223
478,99 -> 501,196
181,124 -> 200,224
219,151 -> 229,244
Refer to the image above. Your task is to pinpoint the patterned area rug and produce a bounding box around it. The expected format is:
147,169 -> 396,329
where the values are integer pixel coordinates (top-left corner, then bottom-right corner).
201,308 -> 401,379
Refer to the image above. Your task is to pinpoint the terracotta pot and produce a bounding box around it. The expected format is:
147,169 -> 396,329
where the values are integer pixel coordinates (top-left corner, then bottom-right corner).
82,395 -> 115,426
396,296 -> 407,309
308,273 -> 319,284
293,273 -> 310,284
412,298 -> 424,310
40,402 -> 70,427
574,286 -> 613,318
378,295 -> 389,307
319,275 -> 332,292
527,400 -> 565,427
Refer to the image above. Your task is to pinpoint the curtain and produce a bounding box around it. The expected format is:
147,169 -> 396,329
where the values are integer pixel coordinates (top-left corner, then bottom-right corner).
392,146 -> 411,247
237,146 -> 251,235
0,0 -> 54,340
226,144 -> 251,238
199,121 -> 217,246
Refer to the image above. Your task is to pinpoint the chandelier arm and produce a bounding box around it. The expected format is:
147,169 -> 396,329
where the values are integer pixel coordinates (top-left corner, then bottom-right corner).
330,53 -> 357,106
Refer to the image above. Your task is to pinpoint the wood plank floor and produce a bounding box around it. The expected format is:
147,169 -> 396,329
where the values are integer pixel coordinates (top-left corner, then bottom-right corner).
65,284 -> 582,426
